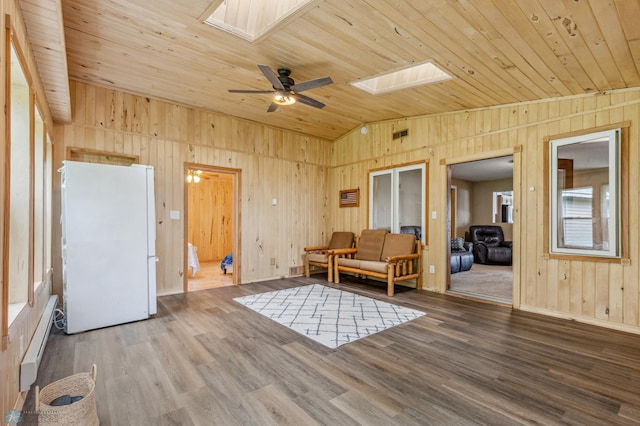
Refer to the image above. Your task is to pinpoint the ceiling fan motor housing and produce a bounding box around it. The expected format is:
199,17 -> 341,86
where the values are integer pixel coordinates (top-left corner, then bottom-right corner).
277,68 -> 294,89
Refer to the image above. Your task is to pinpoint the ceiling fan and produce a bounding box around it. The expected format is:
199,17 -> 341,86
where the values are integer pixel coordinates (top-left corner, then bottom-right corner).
229,65 -> 333,112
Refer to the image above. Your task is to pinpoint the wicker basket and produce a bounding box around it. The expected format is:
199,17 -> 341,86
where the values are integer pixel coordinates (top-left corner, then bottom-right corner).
36,364 -> 99,426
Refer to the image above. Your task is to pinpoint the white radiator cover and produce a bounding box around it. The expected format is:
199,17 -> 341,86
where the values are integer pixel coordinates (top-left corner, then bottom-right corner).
19,295 -> 58,392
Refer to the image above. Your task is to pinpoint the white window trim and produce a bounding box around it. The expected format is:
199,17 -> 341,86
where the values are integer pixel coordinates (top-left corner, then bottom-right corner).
550,128 -> 620,258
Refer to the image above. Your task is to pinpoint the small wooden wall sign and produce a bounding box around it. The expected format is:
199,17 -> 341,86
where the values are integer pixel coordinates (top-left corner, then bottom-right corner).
339,189 -> 359,208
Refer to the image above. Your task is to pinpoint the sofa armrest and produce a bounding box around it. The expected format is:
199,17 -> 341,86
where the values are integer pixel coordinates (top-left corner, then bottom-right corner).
500,241 -> 513,249
384,252 -> 420,263
328,247 -> 358,256
304,245 -> 329,252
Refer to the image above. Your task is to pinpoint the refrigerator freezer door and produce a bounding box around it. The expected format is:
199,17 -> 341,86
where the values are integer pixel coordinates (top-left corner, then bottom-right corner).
62,161 -> 153,333
145,166 -> 157,315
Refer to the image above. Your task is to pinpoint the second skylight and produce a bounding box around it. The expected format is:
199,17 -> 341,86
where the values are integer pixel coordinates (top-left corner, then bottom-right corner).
351,61 -> 452,95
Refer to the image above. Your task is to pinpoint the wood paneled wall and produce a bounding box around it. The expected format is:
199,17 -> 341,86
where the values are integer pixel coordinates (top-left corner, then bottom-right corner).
53,81 -> 332,297
187,173 -> 233,262
1,0 -> 55,418
330,88 -> 640,334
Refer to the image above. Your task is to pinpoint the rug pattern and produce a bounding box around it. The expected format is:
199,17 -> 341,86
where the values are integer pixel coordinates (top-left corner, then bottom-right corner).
233,284 -> 425,348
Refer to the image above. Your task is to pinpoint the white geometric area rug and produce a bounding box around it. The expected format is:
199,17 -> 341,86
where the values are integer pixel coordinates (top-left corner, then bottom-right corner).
233,284 -> 425,348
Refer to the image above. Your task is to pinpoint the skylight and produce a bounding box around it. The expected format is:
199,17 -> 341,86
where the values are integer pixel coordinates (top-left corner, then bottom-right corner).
351,62 -> 452,95
204,0 -> 315,43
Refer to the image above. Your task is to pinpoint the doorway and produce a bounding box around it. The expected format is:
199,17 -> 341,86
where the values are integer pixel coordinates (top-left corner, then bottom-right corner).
447,154 -> 514,304
184,163 -> 241,292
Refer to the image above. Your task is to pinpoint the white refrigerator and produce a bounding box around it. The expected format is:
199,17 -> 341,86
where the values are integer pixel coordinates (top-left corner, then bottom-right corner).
61,161 -> 157,334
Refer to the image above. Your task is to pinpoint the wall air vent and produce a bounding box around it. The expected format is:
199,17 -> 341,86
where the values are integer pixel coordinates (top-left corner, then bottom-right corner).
393,129 -> 409,140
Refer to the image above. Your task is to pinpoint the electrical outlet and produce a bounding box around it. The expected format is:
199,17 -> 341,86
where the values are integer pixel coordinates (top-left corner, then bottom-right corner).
429,265 -> 435,274
270,257 -> 276,266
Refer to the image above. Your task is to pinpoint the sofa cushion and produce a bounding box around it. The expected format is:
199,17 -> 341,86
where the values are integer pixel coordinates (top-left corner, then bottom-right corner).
358,260 -> 388,274
381,233 -> 416,260
308,253 -> 329,264
337,257 -> 361,269
328,231 -> 355,250
355,229 -> 388,261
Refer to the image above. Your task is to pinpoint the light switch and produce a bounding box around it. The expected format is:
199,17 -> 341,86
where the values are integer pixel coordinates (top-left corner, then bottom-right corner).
170,210 -> 180,220
272,198 -> 278,206
431,211 -> 437,219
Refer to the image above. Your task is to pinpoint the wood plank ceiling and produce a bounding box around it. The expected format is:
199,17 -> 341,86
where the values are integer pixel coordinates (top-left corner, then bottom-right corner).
24,0 -> 640,140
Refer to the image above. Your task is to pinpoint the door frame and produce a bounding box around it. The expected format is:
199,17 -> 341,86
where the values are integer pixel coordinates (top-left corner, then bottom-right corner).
444,147 -> 521,308
183,162 -> 241,291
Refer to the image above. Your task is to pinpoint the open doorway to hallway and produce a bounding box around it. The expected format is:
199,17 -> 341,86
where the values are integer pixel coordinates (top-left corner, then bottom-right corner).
184,164 -> 240,292
447,155 -> 514,304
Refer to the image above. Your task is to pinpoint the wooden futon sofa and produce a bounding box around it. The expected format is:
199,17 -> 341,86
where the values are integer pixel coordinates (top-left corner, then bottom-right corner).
330,229 -> 422,296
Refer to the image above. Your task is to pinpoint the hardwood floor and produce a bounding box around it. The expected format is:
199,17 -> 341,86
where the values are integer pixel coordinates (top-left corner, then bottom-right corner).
23,275 -> 640,425
188,260 -> 233,292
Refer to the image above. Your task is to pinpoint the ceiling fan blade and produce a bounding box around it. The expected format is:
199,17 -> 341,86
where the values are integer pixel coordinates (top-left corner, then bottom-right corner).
267,102 -> 279,113
290,76 -> 333,92
258,64 -> 286,90
292,93 -> 326,109
228,89 -> 276,94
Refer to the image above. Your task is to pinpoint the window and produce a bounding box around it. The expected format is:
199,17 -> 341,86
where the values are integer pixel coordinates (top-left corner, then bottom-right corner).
369,163 -> 427,244
34,105 -> 45,290
549,129 -> 620,257
6,39 -> 33,325
2,28 -> 54,343
44,133 -> 53,275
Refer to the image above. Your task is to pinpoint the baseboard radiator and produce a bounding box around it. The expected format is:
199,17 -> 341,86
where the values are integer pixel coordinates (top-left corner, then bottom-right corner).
19,295 -> 58,392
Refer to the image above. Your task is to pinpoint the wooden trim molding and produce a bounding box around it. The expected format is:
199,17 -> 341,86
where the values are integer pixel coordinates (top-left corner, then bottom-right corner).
369,159 -> 428,173
66,146 -> 139,164
542,121 -> 631,143
443,147 -> 515,166
2,18 -> 11,347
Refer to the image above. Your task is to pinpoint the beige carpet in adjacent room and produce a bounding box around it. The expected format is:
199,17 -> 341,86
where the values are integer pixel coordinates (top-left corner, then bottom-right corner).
449,263 -> 513,302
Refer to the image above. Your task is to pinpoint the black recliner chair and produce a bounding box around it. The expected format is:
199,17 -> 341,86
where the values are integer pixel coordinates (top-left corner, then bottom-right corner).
467,225 -> 512,265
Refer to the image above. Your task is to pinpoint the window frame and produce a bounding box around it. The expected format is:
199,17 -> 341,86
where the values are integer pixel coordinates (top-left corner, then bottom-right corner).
3,27 -> 35,338
1,23 -> 53,347
544,124 -> 629,263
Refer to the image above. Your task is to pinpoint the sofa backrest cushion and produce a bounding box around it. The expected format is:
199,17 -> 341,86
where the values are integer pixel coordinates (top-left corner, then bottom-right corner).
328,232 -> 355,249
381,233 -> 416,260
469,225 -> 505,245
355,229 -> 388,261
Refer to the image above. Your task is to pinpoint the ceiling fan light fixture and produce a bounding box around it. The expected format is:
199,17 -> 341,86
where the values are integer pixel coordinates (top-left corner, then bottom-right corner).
273,94 -> 295,105
187,170 -> 202,183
